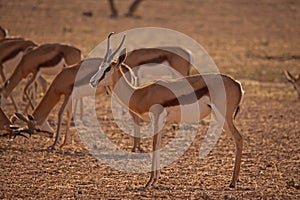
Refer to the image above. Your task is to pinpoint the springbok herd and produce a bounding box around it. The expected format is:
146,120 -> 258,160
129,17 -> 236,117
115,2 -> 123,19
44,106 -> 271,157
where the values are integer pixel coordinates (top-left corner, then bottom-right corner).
0,26 -> 299,189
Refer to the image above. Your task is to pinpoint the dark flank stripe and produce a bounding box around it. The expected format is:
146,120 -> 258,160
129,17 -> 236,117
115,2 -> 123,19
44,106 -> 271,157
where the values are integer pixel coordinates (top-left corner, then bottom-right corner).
137,55 -> 168,66
2,48 -> 23,63
162,86 -> 209,107
38,53 -> 64,68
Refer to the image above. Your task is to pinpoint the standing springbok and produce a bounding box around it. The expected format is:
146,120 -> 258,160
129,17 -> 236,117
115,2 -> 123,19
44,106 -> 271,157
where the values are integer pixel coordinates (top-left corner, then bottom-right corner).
89,33 -> 244,188
0,43 -> 82,110
284,70 -> 300,101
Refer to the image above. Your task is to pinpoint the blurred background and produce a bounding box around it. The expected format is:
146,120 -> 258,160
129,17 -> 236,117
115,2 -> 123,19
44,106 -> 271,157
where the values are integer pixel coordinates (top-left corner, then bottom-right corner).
1,0 -> 299,81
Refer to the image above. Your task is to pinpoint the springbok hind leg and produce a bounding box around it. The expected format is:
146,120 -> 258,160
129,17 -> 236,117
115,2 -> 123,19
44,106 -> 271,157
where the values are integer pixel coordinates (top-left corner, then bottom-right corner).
225,120 -> 243,188
23,73 -> 38,110
60,102 -> 72,148
211,105 -> 243,188
145,107 -> 163,188
131,113 -> 144,152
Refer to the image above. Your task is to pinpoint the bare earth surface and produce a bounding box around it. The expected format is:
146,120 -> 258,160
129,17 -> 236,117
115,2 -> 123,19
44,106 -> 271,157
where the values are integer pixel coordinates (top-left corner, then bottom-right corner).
0,0 -> 299,199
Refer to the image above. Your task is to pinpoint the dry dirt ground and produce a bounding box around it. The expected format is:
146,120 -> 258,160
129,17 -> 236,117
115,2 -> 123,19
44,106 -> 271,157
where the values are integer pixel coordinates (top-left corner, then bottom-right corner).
0,0 -> 299,199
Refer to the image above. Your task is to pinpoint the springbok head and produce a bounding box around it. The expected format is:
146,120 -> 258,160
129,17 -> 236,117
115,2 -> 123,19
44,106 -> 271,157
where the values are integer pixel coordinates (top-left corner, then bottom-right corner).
90,32 -> 126,88
284,70 -> 300,101
13,113 -> 53,138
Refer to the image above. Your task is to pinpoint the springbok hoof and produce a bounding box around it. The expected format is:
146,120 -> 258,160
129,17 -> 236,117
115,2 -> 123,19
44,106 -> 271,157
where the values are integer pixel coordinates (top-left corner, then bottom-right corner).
48,145 -> 56,150
138,147 -> 145,153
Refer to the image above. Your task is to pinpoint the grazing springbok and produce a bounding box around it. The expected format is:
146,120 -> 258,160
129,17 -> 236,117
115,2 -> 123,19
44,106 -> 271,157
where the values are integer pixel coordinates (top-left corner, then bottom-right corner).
15,58 -> 104,149
0,43 -> 82,110
0,38 -> 37,81
90,33 -> 244,188
13,42 -> 192,149
284,70 -> 300,101
0,38 -> 37,111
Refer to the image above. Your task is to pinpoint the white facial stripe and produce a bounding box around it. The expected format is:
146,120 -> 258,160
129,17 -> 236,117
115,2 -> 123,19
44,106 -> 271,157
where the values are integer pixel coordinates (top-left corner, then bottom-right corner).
90,62 -> 111,87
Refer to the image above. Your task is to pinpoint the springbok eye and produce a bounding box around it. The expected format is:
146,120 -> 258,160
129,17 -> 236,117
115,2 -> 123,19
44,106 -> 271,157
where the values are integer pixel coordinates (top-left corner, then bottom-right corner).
99,66 -> 112,82
104,66 -> 111,73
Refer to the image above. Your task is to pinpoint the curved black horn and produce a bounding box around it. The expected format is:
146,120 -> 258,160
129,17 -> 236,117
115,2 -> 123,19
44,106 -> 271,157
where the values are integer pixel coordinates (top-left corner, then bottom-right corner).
107,33 -> 126,61
104,32 -> 115,62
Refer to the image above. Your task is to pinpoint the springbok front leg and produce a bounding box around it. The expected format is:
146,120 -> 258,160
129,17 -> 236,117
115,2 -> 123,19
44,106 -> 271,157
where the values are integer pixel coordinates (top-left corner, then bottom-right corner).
0,63 -> 19,111
23,72 -> 38,110
50,94 -> 71,149
37,75 -> 48,94
0,63 -> 6,81
131,112 -> 144,152
73,98 -> 84,121
145,105 -> 163,188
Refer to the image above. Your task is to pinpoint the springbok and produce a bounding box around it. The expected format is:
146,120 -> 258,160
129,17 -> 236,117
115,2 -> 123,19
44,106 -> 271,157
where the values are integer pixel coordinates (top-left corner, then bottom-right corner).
89,33 -> 244,188
0,38 -> 37,81
15,58 -> 104,149
14,41 -> 193,149
0,43 -> 82,110
0,38 -> 37,111
284,70 -> 300,101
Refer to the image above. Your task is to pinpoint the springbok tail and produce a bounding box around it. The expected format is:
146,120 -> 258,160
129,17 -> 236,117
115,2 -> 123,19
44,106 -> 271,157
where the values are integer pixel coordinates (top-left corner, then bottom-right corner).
233,105 -> 240,120
186,48 -> 194,76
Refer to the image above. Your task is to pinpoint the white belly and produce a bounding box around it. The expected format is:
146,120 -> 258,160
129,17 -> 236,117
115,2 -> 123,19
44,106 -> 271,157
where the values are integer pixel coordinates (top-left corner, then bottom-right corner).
141,96 -> 211,123
136,62 -> 181,85
3,51 -> 24,74
40,58 -> 65,76
72,85 -> 106,99
165,96 -> 211,122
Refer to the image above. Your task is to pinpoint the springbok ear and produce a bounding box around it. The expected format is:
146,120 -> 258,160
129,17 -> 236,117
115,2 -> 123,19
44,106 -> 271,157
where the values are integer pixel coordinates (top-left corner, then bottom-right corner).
3,80 -> 9,88
10,115 -> 17,124
25,46 -> 35,53
27,114 -> 35,121
14,113 -> 28,122
115,48 -> 127,67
